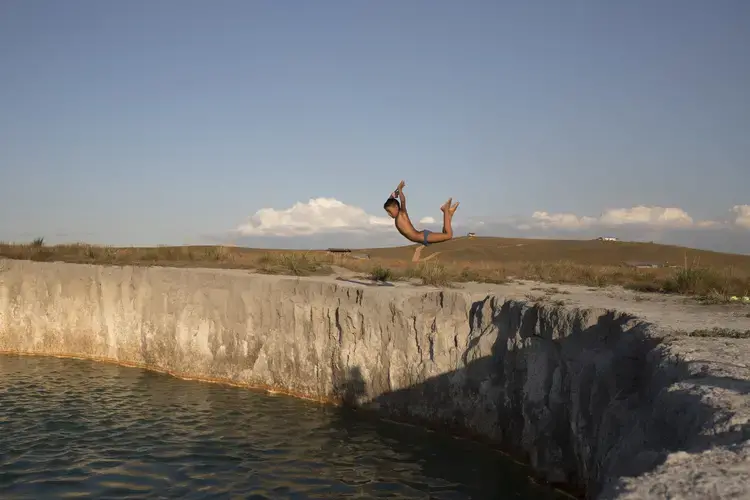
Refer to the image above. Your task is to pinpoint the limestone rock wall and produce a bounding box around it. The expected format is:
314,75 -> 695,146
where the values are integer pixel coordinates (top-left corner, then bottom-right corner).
1,259 -> 748,499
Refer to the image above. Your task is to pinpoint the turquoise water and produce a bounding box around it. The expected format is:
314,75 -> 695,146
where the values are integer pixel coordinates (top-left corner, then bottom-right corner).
0,355 -> 566,499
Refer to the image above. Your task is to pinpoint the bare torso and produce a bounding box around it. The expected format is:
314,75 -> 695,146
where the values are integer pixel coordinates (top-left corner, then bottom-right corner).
394,211 -> 422,243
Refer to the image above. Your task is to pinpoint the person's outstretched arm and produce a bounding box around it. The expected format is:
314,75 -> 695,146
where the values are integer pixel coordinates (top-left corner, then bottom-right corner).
394,180 -> 406,211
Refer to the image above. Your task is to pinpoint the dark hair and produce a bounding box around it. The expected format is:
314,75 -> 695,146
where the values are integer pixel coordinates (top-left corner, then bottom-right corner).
383,198 -> 400,211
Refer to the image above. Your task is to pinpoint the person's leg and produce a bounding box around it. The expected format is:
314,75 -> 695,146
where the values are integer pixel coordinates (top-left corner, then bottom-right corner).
441,198 -> 451,233
425,198 -> 459,244
412,245 -> 424,262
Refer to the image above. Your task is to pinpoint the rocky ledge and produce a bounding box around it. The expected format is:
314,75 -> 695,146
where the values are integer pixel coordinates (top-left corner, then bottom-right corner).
1,258 -> 748,499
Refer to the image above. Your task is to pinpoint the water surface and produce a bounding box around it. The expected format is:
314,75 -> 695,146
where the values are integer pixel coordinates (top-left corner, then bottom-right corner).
0,355 -> 567,499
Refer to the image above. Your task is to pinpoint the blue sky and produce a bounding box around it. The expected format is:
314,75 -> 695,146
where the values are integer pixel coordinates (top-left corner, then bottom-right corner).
1,0 -> 749,252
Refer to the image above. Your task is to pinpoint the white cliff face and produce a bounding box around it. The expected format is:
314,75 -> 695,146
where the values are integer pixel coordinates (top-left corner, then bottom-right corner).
1,258 -> 749,499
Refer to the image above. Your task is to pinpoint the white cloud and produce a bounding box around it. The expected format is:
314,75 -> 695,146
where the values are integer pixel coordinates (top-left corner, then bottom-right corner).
732,205 -> 750,229
236,198 -> 392,237
598,206 -> 693,227
696,220 -> 721,229
525,205 -> 702,230
531,211 -> 597,229
419,216 -> 436,224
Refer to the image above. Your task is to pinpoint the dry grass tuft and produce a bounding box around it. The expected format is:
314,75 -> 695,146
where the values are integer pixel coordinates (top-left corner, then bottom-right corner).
406,261 -> 452,287
368,264 -> 395,282
256,252 -> 331,276
626,262 -> 750,302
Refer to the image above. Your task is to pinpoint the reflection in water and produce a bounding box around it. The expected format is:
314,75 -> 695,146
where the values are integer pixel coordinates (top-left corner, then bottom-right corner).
0,355 -> 566,499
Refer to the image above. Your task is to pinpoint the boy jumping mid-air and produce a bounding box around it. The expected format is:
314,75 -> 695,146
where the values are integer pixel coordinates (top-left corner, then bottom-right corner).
383,180 -> 459,246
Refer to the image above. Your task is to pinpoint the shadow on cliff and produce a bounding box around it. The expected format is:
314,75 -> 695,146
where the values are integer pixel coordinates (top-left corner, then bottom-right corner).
331,299 -> 750,500
329,366 -> 568,499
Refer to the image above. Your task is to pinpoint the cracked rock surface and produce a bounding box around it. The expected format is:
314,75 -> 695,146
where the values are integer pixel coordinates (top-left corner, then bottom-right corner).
1,259 -> 749,499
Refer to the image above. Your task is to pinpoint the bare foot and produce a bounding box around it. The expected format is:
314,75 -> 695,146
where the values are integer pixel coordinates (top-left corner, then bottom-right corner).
449,201 -> 460,215
440,198 -> 452,212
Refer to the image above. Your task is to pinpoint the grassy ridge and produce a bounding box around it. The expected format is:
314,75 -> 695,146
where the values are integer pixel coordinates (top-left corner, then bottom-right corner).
1,237 -> 749,300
